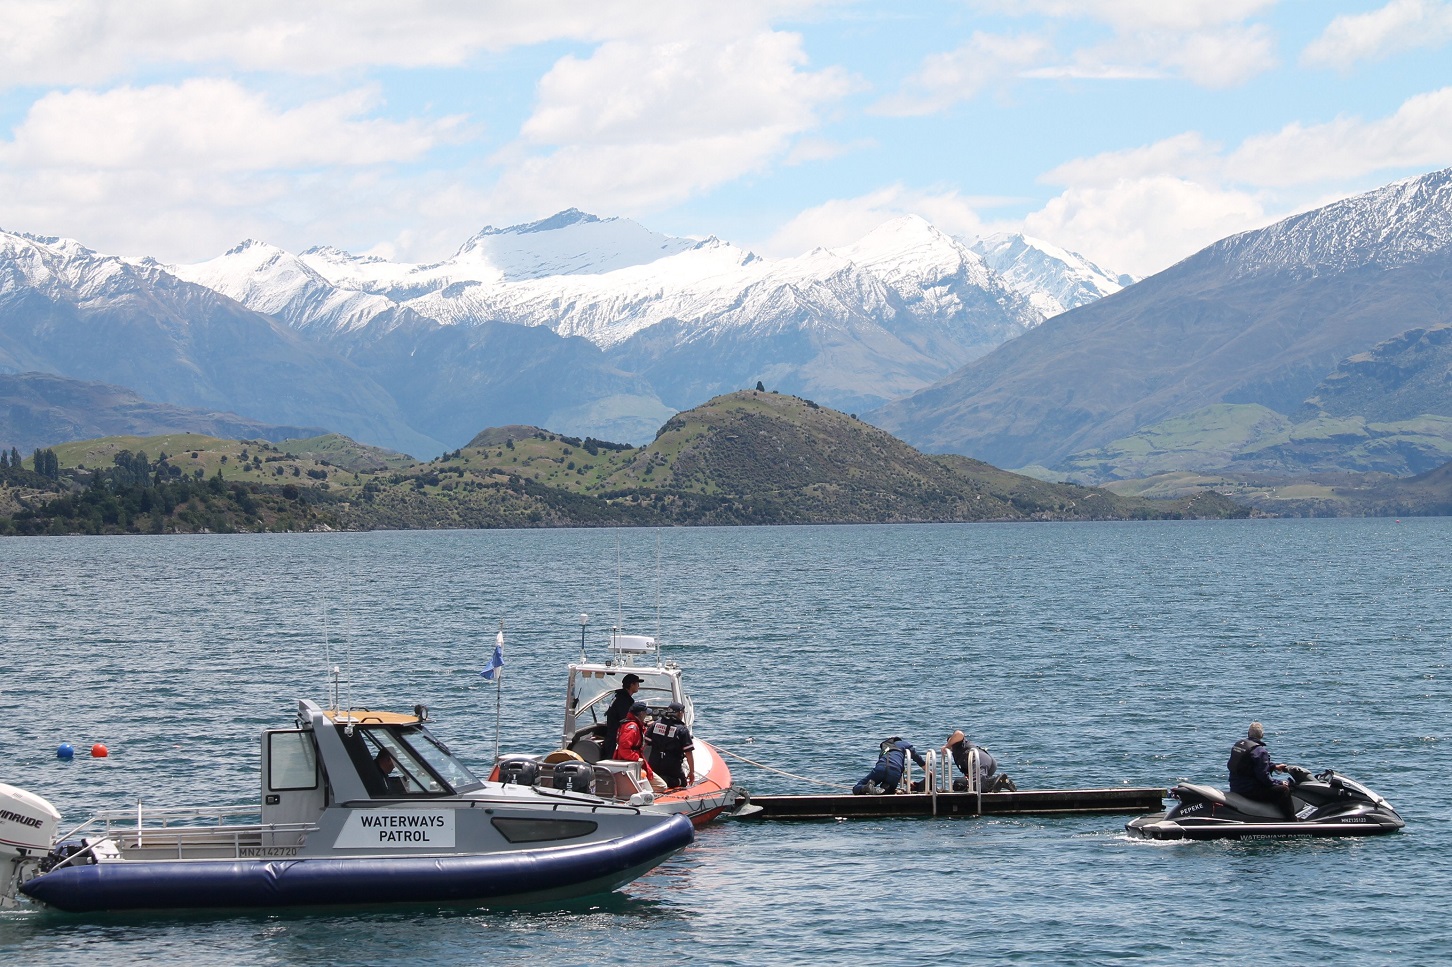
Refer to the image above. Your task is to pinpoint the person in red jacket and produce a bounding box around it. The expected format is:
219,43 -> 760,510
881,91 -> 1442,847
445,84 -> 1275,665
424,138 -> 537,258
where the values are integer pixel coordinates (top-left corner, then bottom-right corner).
613,701 -> 656,781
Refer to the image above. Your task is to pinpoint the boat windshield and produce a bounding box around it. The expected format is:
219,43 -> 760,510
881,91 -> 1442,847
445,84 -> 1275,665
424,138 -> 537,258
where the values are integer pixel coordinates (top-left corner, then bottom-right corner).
362,727 -> 483,795
406,729 -> 484,794
571,669 -> 680,724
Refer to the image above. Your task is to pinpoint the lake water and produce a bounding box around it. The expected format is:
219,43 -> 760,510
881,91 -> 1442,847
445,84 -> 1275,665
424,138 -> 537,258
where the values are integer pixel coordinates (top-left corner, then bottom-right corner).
1,519 -> 1448,965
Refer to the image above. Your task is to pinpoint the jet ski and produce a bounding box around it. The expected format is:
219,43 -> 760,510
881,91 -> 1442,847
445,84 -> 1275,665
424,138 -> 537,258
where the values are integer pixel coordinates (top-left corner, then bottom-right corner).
1126,766 -> 1404,841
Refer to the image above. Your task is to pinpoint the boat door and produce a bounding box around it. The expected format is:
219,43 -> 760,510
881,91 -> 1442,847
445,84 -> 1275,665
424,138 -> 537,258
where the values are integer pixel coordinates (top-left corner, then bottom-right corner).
260,728 -> 325,843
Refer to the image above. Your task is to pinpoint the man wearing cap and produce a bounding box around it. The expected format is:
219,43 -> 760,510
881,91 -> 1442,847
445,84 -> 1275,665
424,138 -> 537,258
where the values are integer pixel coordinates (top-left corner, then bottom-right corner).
613,701 -> 656,782
1228,721 -> 1294,818
600,673 -> 643,759
645,701 -> 695,789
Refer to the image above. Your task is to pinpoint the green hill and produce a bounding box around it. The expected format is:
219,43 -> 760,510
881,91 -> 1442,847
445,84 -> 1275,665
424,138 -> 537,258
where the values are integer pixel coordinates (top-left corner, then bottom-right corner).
430,391 -> 1242,524
0,392 -> 1248,535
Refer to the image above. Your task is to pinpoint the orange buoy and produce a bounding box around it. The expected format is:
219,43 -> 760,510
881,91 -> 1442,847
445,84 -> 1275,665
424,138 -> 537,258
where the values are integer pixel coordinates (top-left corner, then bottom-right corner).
91,743 -> 109,758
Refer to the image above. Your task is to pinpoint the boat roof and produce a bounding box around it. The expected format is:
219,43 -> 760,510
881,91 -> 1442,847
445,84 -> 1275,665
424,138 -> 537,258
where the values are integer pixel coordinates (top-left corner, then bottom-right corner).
321,708 -> 422,726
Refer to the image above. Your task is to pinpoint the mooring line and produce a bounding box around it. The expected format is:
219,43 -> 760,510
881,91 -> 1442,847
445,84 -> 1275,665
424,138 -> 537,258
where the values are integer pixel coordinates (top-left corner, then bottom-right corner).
714,745 -> 856,791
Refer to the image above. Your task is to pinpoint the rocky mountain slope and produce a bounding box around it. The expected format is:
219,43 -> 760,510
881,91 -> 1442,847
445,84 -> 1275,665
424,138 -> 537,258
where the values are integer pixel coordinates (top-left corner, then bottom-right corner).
970,233 -> 1134,318
873,167 -> 1452,473
0,231 -> 441,457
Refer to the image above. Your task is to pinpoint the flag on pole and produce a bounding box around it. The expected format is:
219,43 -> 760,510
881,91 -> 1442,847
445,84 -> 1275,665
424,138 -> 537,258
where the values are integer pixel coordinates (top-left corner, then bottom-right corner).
481,629 -> 504,682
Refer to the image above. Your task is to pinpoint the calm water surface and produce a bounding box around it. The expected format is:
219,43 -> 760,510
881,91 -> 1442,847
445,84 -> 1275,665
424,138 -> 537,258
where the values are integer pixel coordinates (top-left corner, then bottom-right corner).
0,519 -> 1448,965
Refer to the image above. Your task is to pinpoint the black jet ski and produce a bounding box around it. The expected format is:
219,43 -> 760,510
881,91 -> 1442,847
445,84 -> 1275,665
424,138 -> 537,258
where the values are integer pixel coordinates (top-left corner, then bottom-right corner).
1126,766 -> 1404,840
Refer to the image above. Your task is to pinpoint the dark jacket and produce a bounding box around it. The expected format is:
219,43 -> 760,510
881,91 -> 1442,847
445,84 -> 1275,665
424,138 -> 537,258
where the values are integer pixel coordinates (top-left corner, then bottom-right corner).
1227,737 -> 1278,794
950,742 -> 997,784
600,687 -> 635,758
878,739 -> 926,780
646,718 -> 693,769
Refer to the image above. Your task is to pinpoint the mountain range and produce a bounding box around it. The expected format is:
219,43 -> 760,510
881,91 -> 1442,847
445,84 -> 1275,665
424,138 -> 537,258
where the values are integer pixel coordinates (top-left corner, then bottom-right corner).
5,165 -> 1451,497
874,167 -> 1452,480
0,210 -> 1121,456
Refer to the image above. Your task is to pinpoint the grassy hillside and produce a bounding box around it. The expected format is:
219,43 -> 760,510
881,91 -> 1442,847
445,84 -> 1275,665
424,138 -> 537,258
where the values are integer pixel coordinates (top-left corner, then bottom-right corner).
1,392 -> 1249,535
381,391 -> 1244,525
1059,402 -> 1452,483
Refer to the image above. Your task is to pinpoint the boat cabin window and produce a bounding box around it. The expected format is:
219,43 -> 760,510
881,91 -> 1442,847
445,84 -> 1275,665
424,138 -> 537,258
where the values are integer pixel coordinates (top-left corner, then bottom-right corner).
362,730 -> 445,795
571,670 -> 681,724
407,729 -> 484,794
349,725 -> 484,797
267,730 -> 319,791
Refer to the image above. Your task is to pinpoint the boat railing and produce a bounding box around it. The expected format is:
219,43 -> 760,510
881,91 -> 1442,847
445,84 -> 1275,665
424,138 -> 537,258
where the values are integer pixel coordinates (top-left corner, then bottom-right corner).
59,804 -> 318,859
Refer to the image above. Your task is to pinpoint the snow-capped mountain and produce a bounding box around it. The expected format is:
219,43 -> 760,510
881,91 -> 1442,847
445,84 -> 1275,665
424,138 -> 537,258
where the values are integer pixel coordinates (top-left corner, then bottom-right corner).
874,165 -> 1452,472
970,233 -> 1135,318
1204,167 -> 1452,275
4,208 -> 1131,454
166,239 -> 402,335
0,229 -> 441,456
302,209 -> 699,296
171,211 -> 1054,416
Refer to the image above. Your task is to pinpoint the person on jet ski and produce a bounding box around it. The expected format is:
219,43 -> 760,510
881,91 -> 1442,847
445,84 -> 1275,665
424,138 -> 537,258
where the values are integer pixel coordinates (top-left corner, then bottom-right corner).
1228,721 -> 1295,818
853,737 -> 925,795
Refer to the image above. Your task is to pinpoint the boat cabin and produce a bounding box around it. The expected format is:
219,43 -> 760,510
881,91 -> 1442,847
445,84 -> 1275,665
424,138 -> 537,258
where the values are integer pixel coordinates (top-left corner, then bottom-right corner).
562,632 -> 693,760
261,701 -> 486,830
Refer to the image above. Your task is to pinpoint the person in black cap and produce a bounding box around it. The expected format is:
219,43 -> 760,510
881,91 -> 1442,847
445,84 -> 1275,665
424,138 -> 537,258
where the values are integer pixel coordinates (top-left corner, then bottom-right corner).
600,672 -> 643,759
645,701 -> 695,789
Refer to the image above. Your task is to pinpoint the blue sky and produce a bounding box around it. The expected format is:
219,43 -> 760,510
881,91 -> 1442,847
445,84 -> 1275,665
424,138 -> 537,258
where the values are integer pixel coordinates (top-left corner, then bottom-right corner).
2,0 -> 1450,276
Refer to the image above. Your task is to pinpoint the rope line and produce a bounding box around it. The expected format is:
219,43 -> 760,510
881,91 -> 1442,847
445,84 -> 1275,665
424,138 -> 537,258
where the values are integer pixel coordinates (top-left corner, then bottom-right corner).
714,745 -> 856,791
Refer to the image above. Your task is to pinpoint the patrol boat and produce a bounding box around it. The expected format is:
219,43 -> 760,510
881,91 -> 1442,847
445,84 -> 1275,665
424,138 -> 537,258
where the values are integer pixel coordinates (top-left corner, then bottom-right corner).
495,630 -> 745,826
0,700 -> 693,913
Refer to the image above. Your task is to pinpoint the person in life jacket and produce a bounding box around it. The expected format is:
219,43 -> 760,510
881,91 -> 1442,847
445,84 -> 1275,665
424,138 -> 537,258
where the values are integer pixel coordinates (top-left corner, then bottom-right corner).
1227,721 -> 1294,818
613,701 -> 656,781
853,737 -> 925,795
599,673 -> 643,759
943,730 -> 1016,792
645,701 -> 695,789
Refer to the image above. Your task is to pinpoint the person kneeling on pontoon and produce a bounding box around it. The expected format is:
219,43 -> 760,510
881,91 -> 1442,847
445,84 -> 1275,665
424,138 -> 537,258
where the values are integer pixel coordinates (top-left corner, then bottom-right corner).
853,737 -> 925,795
944,730 -> 1016,792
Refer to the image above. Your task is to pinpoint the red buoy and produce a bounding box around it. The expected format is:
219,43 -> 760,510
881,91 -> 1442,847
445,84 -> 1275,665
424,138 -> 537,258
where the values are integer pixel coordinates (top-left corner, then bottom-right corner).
91,743 -> 109,758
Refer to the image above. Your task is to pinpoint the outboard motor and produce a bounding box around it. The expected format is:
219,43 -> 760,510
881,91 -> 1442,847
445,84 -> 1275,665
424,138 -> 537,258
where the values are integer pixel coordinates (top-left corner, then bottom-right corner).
0,782 -> 61,909
496,755 -> 540,787
552,761 -> 595,793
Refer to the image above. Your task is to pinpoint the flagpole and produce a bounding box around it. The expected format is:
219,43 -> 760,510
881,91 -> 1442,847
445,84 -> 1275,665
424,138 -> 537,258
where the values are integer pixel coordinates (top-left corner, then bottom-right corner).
494,620 -> 503,763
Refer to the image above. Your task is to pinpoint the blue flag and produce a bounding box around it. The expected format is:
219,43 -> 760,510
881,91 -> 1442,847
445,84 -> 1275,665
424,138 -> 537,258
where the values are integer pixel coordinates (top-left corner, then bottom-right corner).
481,630 -> 504,682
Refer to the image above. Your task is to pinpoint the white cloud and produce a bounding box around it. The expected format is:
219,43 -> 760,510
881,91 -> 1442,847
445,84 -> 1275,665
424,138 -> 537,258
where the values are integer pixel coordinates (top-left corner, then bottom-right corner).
0,80 -> 469,261
1023,176 -> 1268,276
1022,86 -> 1452,275
489,30 -> 856,220
1156,24 -> 1277,88
1302,0 -> 1452,69
0,0 -> 831,88
1042,133 -> 1224,187
872,32 -> 1052,116
1226,87 -> 1452,186
0,79 -> 459,170
762,185 -> 995,256
991,0 -> 1278,31
951,0 -> 1279,93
